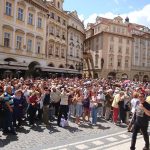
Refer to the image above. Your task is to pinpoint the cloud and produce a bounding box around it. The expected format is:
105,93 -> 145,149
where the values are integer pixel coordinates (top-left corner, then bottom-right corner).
81,4 -> 150,28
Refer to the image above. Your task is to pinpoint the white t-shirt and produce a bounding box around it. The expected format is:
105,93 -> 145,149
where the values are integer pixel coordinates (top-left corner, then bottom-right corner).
131,98 -> 140,113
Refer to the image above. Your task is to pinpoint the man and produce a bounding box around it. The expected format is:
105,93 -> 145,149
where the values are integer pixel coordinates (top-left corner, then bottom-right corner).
130,93 -> 150,150
42,87 -> 51,126
50,86 -> 61,118
97,89 -> 105,118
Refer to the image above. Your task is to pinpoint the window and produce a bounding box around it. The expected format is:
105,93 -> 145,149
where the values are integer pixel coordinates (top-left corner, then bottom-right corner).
28,13 -> 33,25
117,27 -> 120,33
4,32 -> 10,47
50,26 -> 54,35
110,45 -> 114,52
6,2 -> 12,16
127,39 -> 130,44
119,37 -> 122,43
110,36 -> 114,42
56,29 -> 60,38
51,12 -> 54,19
55,47 -> 59,57
118,46 -> 122,53
95,54 -> 99,66
70,47 -> 73,56
76,50 -> 79,58
61,49 -> 65,58
125,60 -> 128,67
126,47 -> 129,54
113,26 -> 116,32
58,2 -> 60,8
70,33 -> 73,40
27,39 -> 32,51
118,59 -> 121,67
18,8 -> 23,21
63,20 -> 66,26
37,17 -> 42,28
37,42 -> 41,54
16,36 -> 22,49
48,45 -> 53,55
57,16 -> 60,23
62,33 -> 65,40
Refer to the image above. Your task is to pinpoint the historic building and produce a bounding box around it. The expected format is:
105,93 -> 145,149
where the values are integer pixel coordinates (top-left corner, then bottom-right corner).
130,24 -> 150,81
84,16 -> 150,81
0,0 -> 85,78
0,0 -> 48,78
67,10 -> 85,77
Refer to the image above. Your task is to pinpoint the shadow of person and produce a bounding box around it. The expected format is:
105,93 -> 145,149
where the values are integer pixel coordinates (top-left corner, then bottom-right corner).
0,134 -> 18,147
64,126 -> 83,133
30,124 -> 45,132
97,124 -> 110,130
16,126 -> 30,134
46,125 -> 61,134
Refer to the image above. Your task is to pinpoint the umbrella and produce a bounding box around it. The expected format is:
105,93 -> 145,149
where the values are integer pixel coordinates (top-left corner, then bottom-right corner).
123,80 -> 130,84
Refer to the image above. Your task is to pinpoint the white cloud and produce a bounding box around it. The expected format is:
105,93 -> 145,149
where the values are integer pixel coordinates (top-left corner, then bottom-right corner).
78,14 -> 84,21
81,4 -> 150,28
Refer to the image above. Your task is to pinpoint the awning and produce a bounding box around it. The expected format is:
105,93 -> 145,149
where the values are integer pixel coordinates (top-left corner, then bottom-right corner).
41,67 -> 81,74
0,65 -> 28,70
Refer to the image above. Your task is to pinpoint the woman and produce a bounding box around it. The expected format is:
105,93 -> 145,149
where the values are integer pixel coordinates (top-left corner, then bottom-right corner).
74,88 -> 83,125
57,88 -> 70,127
13,89 -> 25,127
128,92 -> 140,132
90,90 -> 99,125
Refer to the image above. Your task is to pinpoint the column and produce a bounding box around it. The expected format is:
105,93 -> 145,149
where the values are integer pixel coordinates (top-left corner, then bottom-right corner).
12,29 -> 15,51
14,0 -> 18,24
24,32 -> 27,51
33,36 -> 36,54
25,5 -> 28,27
34,10 -> 37,31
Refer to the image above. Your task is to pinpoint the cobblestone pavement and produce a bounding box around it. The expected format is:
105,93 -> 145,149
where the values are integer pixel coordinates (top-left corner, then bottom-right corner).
0,118 -> 130,150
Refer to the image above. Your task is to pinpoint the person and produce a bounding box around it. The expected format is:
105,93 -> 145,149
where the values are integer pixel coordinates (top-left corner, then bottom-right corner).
128,92 -> 140,132
2,86 -> 17,135
112,91 -> 124,125
105,89 -> 113,120
13,89 -> 25,127
74,88 -> 83,125
57,88 -> 70,127
90,90 -> 99,125
130,93 -> 150,150
42,87 -> 51,126
97,89 -> 105,118
50,86 -> 61,118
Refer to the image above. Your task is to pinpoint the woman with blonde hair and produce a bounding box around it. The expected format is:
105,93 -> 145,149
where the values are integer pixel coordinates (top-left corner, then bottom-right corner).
74,88 -> 83,125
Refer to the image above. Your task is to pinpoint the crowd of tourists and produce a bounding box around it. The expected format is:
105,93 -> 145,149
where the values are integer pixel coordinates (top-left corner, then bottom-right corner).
0,77 -> 150,149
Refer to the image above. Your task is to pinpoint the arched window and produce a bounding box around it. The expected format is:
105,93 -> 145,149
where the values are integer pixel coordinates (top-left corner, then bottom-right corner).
57,1 -> 60,8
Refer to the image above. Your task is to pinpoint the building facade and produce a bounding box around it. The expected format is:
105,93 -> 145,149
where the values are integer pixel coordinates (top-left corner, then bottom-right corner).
84,16 -> 150,81
67,10 -> 85,77
0,0 -> 48,78
0,0 -> 85,79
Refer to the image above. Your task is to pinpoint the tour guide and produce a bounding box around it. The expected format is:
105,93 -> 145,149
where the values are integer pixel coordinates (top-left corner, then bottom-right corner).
130,93 -> 150,150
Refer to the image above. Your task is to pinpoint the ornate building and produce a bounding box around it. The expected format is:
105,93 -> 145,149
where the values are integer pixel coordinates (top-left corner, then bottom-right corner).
0,0 -> 85,78
0,0 -> 48,78
67,10 -> 85,77
84,16 -> 150,81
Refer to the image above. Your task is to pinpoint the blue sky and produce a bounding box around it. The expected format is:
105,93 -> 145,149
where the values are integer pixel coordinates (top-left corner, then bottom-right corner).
64,0 -> 150,27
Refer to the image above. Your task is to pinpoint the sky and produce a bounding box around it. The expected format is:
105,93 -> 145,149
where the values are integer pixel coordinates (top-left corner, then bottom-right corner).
63,0 -> 150,27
